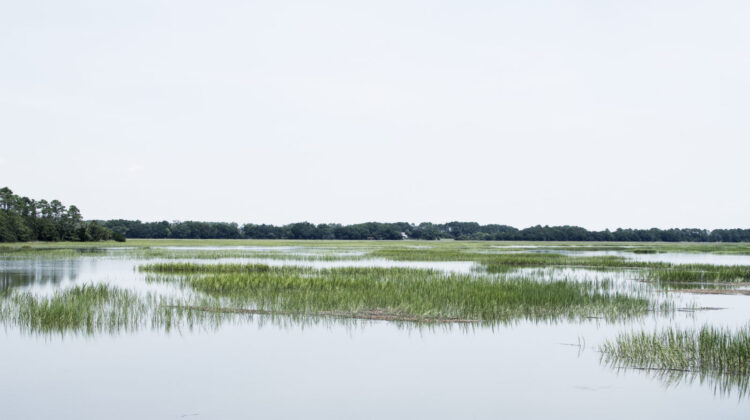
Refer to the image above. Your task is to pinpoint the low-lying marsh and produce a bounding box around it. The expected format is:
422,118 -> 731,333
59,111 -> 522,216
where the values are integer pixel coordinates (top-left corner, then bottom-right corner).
648,265 -> 750,284
3,239 -> 750,407
140,263 -> 665,323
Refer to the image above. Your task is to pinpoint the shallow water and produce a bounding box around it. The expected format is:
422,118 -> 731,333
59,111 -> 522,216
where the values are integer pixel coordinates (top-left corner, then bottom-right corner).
2,319 -> 748,420
197,257 -> 479,274
523,249 -> 750,266
154,245 -> 369,257
1,246 -> 749,419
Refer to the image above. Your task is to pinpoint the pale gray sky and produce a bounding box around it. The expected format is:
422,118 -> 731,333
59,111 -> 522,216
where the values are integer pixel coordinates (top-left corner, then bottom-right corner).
1,1 -> 748,229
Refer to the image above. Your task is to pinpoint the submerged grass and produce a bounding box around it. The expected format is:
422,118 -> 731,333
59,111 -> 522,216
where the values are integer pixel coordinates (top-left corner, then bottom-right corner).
141,263 -> 660,323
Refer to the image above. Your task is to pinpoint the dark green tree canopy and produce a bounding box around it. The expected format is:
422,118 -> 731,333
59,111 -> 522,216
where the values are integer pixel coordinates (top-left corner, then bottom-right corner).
5,186 -> 748,243
100,219 -> 750,242
0,187 -> 121,243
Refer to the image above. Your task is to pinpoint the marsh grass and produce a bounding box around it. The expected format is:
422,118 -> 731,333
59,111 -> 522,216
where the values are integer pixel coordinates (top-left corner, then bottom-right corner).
0,247 -> 102,259
134,248 -> 368,261
600,326 -> 750,398
369,249 -> 670,274
141,263 -> 661,323
5,239 -> 750,255
648,265 -> 750,284
371,248 -> 750,288
4,240 -> 747,336
0,284 -> 147,335
0,284 -> 269,335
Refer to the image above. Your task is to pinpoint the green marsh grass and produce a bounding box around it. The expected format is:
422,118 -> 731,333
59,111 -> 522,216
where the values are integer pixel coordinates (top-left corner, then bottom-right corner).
5,239 -> 750,255
135,248 -> 367,261
369,248 -> 669,273
5,240 -> 747,334
0,284 -> 267,335
600,325 -> 750,398
648,265 -> 750,284
0,247 -> 106,259
141,263 -> 663,323
0,284 -> 147,335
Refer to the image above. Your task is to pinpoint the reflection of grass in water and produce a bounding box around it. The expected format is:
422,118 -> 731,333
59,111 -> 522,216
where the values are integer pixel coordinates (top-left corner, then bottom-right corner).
600,326 -> 750,399
609,365 -> 750,400
141,263 -> 662,323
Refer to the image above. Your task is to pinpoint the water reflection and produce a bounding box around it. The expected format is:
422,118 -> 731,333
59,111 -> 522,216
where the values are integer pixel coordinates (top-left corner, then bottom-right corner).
605,364 -> 750,400
518,249 -> 750,266
0,259 -> 81,291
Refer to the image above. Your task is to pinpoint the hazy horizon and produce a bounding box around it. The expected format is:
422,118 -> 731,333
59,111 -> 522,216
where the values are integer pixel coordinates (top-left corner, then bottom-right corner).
2,1 -> 748,230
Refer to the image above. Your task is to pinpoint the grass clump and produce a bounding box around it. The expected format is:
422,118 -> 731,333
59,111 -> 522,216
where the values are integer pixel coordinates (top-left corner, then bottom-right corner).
135,248 -> 366,261
141,263 -> 658,323
369,248 -> 664,271
0,284 -> 147,335
648,265 -> 750,284
600,325 -> 750,398
601,326 -> 750,376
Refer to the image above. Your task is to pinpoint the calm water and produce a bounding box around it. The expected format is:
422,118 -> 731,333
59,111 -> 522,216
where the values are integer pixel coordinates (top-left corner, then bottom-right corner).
1,247 -> 749,419
516,248 -> 750,266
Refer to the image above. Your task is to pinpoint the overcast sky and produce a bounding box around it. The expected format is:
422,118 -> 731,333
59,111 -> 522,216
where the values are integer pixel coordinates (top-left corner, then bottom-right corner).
1,1 -> 748,230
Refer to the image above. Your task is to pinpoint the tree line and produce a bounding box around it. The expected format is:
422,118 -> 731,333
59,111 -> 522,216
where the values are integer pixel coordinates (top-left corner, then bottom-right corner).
3,186 -> 748,243
99,219 -> 750,242
0,187 -> 123,243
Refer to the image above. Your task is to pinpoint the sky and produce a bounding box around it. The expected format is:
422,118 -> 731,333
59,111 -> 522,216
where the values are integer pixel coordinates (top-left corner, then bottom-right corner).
1,0 -> 748,230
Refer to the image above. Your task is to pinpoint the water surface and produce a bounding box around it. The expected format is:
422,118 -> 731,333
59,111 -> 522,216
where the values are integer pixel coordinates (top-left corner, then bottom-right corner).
1,245 -> 748,419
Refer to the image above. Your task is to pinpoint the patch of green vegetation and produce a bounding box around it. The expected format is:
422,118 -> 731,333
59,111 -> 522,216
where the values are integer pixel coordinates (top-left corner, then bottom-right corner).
600,326 -> 750,397
141,263 -> 662,323
5,239 -> 750,257
136,248 -> 366,261
648,265 -> 750,284
619,243 -> 750,255
369,248 -> 665,272
0,284 -> 147,335
631,248 -> 660,254
0,247 -> 101,259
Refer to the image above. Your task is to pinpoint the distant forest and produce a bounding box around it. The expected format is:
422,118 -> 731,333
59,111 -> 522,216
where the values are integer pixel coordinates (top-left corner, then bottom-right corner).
3,187 -> 749,243
0,187 -> 123,243
101,219 -> 750,242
